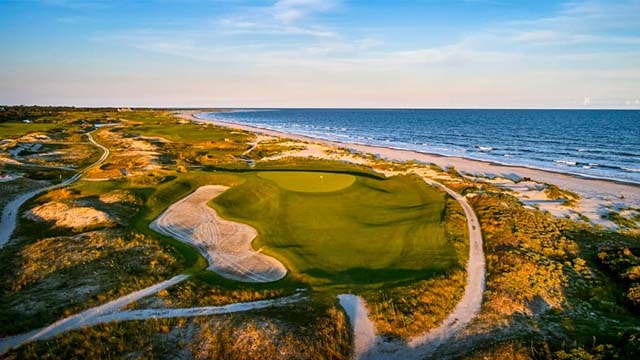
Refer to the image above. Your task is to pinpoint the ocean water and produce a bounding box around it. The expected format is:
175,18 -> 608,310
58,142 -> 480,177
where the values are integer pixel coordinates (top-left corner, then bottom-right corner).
200,109 -> 640,184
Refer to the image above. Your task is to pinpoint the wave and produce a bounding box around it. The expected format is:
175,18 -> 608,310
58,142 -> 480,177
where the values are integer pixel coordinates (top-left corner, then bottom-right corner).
226,109 -> 278,113
554,160 -> 577,166
198,111 -> 640,184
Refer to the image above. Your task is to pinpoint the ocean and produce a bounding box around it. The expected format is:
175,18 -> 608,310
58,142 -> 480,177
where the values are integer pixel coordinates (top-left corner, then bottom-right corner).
199,109 -> 640,184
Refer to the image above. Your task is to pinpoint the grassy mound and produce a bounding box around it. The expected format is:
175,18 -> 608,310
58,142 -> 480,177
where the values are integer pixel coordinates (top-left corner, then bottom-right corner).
213,171 -> 456,291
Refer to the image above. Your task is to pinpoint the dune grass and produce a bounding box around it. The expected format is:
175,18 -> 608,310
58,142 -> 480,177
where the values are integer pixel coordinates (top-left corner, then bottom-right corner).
213,171 -> 457,292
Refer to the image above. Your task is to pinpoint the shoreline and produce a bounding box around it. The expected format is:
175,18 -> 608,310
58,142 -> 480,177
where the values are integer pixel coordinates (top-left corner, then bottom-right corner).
204,114 -> 640,187
177,111 -> 640,206
195,111 -> 640,187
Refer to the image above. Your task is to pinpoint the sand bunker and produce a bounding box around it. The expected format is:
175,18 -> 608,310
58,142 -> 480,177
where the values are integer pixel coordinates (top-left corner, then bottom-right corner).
25,201 -> 114,231
150,185 -> 287,283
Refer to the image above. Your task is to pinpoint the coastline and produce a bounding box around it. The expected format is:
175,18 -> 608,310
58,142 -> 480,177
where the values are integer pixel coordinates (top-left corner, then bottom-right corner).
195,110 -> 640,187
177,111 -> 640,207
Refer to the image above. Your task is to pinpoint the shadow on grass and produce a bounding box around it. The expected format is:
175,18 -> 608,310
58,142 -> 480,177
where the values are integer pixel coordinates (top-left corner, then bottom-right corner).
305,265 -> 460,287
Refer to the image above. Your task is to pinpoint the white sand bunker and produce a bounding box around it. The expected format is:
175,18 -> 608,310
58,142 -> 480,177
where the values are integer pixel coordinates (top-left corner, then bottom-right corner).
150,185 -> 287,283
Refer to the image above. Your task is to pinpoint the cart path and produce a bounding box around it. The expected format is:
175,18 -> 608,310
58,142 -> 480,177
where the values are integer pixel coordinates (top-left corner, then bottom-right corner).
340,175 -> 485,359
0,131 -> 110,247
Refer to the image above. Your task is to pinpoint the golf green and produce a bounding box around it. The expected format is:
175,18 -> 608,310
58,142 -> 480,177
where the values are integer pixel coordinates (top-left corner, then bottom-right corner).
258,171 -> 356,193
213,171 -> 459,289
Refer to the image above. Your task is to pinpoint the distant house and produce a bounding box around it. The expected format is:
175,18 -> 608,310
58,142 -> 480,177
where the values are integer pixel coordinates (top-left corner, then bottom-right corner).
22,119 -> 32,123
117,108 -> 133,112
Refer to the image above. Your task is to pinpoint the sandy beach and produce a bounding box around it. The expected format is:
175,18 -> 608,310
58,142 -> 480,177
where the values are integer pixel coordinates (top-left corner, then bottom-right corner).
177,111 -> 640,227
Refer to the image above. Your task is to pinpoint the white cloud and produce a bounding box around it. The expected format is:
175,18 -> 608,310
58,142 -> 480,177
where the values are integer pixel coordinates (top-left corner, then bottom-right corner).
91,0 -> 640,108
215,0 -> 339,37
273,0 -> 338,23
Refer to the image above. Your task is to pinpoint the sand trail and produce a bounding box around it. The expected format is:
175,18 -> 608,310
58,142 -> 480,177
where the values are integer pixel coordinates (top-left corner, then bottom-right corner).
0,275 -> 305,355
0,132 -> 110,247
150,185 -> 287,283
340,175 -> 485,359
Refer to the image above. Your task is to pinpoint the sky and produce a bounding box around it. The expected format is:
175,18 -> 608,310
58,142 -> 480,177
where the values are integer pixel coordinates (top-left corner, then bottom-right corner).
1,0 -> 639,108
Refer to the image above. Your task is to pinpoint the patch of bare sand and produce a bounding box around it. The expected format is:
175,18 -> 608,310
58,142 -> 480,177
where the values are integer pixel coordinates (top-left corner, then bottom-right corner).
150,185 -> 287,283
470,175 -> 621,228
98,190 -> 140,205
24,201 -> 114,231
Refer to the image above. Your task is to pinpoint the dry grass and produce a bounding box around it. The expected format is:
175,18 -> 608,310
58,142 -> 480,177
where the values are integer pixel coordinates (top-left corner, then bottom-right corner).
0,230 -> 179,336
365,270 -> 466,339
134,276 -> 294,309
190,303 -> 350,360
6,302 -> 351,360
362,196 -> 469,339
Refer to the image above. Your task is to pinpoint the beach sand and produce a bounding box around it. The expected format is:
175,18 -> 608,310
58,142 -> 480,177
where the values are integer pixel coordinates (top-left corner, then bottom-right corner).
177,111 -> 640,229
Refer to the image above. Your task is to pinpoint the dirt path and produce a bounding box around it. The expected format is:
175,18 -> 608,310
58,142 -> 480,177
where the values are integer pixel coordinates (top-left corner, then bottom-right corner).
87,291 -> 305,323
0,277 -> 305,355
338,294 -> 377,359
0,175 -> 293,355
0,131 -> 110,247
0,274 -> 188,354
150,185 -> 287,283
340,175 -> 485,359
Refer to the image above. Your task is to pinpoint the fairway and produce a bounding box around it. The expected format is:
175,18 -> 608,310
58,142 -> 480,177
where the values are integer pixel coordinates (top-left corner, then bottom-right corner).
214,171 -> 459,289
257,171 -> 356,192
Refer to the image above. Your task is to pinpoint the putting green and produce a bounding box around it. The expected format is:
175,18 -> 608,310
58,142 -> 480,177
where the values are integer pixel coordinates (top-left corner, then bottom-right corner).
258,171 -> 356,193
214,171 -> 462,289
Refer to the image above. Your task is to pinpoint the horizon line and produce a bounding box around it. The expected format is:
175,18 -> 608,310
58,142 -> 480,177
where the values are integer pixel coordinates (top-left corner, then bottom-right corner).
2,104 -> 640,111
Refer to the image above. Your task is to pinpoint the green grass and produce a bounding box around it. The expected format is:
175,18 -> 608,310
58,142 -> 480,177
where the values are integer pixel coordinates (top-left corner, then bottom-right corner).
123,114 -> 251,144
0,122 -> 62,138
129,123 -> 246,142
257,171 -> 356,192
213,171 -> 457,292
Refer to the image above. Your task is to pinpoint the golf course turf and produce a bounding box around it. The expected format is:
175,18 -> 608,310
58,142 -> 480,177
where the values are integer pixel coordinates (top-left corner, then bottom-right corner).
66,166 -> 461,295
213,171 -> 459,291
257,171 -> 356,192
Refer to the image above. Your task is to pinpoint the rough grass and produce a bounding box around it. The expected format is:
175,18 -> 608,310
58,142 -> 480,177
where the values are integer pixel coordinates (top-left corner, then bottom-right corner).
0,108 -> 467,357
362,196 -> 469,338
5,301 -> 352,360
0,230 -> 179,336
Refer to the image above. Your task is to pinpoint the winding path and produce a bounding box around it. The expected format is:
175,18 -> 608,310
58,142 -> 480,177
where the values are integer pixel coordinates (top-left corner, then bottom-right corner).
0,180 -> 298,354
0,131 -> 110,247
0,274 -> 189,354
0,276 -> 304,355
1,131 -> 485,358
340,174 -> 485,359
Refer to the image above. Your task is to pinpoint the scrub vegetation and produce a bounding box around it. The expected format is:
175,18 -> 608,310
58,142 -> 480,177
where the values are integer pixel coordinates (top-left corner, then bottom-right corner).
434,179 -> 640,359
4,106 -> 639,359
1,107 -> 465,358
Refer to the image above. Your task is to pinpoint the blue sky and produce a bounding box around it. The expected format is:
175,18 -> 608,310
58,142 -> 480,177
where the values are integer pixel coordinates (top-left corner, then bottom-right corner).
1,0 -> 639,108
